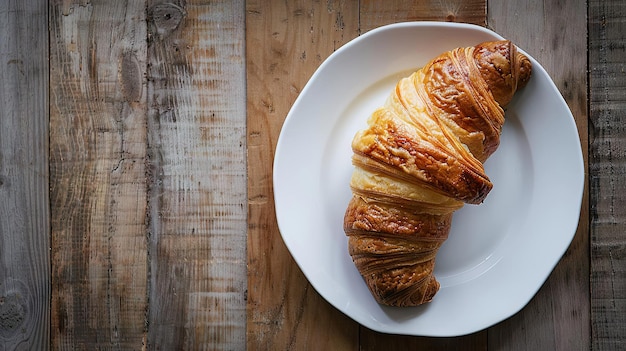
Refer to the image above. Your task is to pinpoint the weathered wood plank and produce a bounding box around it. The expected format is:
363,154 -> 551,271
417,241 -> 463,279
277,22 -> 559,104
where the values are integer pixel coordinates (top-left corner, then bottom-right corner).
357,1 -> 488,350
487,0 -> 590,350
49,1 -> 149,349
0,0 -> 50,349
246,1 -> 360,349
360,0 -> 486,30
589,0 -> 626,349
145,0 -> 247,349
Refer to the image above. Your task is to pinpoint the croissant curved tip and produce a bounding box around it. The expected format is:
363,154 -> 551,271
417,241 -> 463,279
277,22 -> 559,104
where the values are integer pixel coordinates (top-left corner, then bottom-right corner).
472,40 -> 532,107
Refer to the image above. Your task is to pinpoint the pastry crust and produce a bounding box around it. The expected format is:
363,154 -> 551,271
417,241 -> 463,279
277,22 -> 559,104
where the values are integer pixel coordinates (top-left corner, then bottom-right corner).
344,40 -> 531,306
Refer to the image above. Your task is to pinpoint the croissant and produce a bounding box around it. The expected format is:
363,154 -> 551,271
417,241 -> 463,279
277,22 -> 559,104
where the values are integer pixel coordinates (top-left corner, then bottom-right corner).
343,40 -> 532,307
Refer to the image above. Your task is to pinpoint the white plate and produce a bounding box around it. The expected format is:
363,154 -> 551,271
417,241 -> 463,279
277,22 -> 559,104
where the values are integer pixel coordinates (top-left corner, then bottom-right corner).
273,22 -> 584,337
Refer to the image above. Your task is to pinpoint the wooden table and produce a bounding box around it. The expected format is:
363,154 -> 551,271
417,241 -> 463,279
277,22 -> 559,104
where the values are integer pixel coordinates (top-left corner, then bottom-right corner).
1,0 -> 623,350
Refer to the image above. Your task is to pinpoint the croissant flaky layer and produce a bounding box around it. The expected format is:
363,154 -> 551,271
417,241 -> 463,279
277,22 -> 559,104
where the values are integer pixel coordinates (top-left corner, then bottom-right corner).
344,40 -> 531,306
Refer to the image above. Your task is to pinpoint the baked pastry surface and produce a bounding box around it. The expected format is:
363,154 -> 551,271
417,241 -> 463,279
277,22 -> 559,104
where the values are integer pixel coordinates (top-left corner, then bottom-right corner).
344,40 -> 532,306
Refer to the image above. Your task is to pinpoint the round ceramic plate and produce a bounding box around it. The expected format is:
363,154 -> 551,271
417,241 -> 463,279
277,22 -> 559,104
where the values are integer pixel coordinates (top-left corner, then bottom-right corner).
273,22 -> 584,337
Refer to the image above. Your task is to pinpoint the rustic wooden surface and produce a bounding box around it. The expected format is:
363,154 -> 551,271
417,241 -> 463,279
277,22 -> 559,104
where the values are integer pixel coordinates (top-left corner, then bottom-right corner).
0,0 -> 50,350
48,0 -> 246,349
589,1 -> 626,350
49,2 -> 149,348
0,0 -> 624,350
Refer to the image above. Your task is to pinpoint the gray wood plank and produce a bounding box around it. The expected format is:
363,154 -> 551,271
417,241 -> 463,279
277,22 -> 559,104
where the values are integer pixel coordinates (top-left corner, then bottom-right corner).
145,1 -> 247,349
0,0 -> 50,349
487,0 -> 590,350
589,0 -> 626,349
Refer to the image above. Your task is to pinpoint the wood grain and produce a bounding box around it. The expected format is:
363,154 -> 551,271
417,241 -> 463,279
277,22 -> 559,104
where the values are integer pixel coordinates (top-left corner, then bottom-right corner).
50,0 -> 247,349
487,1 -> 590,350
360,0 -> 486,30
145,0 -> 247,349
0,0 -> 50,350
589,0 -> 626,349
246,1 -> 360,350
49,1 -> 149,349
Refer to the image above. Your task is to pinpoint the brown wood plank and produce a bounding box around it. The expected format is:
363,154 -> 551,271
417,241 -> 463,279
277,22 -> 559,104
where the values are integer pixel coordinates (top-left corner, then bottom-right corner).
589,0 -> 626,349
145,0 -> 247,349
487,0 -> 590,350
357,1 -> 488,350
360,0 -> 486,30
49,1 -> 149,348
246,1 -> 360,349
0,0 -> 50,349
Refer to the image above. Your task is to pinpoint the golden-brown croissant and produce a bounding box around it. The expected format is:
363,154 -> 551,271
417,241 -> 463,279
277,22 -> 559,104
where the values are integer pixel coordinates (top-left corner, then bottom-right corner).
343,40 -> 532,306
